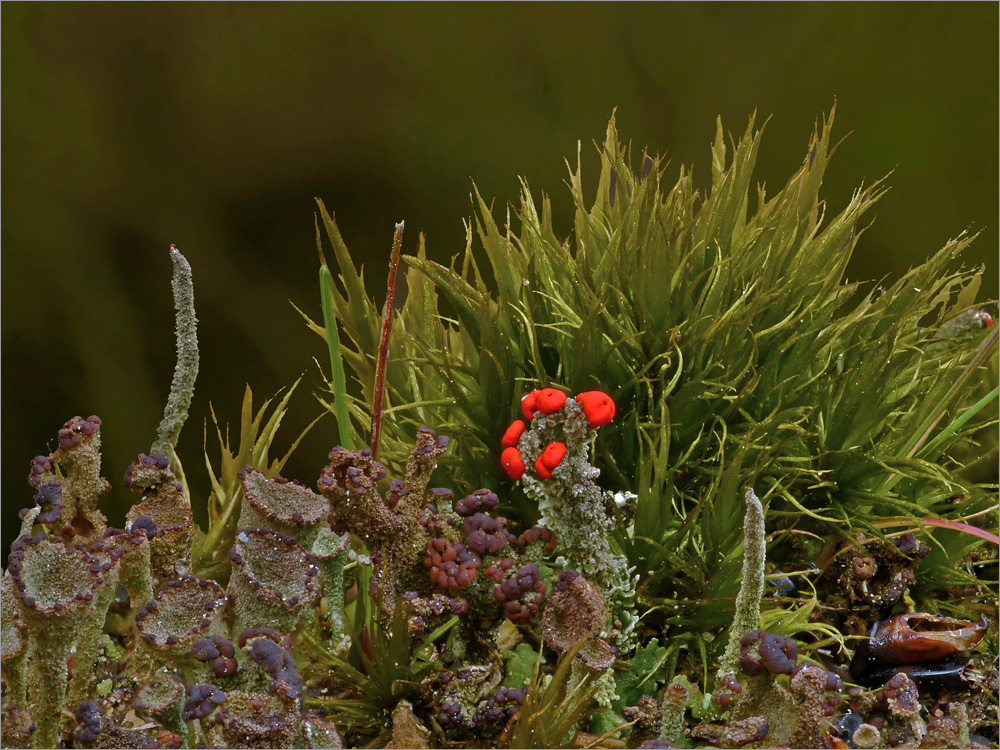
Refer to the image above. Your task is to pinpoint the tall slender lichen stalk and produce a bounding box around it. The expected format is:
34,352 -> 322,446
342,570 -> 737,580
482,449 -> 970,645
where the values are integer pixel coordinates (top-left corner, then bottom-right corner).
151,245 -> 199,496
716,487 -> 766,682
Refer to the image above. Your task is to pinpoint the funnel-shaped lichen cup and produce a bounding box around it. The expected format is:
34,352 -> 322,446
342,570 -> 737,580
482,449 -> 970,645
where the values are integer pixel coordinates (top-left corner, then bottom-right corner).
237,467 -> 330,547
135,575 -> 229,680
310,526 -> 351,649
7,535 -> 117,748
228,528 -> 320,636
212,690 -> 298,749
1,572 -> 27,709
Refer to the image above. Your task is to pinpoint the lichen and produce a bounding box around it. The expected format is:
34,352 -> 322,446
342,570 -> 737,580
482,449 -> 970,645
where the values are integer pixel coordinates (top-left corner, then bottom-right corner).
506,391 -> 638,645
151,246 -> 199,466
3,112 -> 998,749
124,453 -> 194,584
237,468 -> 330,546
23,415 -> 109,543
6,535 -> 120,748
717,488 -> 767,684
0,573 -> 27,709
227,528 -> 320,635
310,526 -> 352,652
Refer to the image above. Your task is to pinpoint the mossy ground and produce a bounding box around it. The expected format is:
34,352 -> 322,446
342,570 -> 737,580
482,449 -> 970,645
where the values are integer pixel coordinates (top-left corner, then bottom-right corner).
2,110 -> 997,749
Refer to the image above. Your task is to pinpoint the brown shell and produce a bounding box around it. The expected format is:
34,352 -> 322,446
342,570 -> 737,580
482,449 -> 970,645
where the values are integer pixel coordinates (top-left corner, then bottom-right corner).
867,612 -> 987,665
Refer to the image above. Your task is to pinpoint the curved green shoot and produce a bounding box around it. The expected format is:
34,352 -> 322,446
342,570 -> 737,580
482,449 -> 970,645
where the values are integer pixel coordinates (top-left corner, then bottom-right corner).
320,264 -> 353,450
917,384 -> 998,460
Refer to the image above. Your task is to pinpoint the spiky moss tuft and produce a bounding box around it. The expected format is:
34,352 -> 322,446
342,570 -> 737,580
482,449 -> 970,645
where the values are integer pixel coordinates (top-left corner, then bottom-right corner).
309,109 -> 997,668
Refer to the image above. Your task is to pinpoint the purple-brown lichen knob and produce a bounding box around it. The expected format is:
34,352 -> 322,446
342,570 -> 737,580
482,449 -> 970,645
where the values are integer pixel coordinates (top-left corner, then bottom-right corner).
32,481 -> 64,525
494,563 -> 547,625
463,513 -> 514,556
75,699 -> 105,745
738,630 -> 798,676
182,683 -> 226,721
516,526 -> 557,556
423,539 -> 481,591
192,634 -> 239,677
248,638 -> 287,675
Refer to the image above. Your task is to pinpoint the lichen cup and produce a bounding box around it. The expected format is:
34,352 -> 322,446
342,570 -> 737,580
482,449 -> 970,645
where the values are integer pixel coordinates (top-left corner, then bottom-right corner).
237,467 -> 330,547
135,575 -> 230,683
6,535 -> 117,748
0,572 -> 27,709
227,528 -> 320,636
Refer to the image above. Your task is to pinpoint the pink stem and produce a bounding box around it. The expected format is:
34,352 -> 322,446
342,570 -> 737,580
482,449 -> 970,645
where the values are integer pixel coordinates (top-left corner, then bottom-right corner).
371,221 -> 404,459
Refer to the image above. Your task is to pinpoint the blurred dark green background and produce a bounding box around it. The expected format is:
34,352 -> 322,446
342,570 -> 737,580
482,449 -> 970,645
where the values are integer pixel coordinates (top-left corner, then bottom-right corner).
3,3 -> 997,553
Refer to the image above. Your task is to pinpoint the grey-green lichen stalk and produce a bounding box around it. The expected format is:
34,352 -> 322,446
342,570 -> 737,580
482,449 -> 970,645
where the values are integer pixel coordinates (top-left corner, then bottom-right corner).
517,397 -> 637,643
151,246 -> 199,465
717,487 -> 766,682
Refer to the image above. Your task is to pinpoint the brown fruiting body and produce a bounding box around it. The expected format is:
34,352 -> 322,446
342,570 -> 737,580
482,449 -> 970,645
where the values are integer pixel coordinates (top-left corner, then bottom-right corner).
318,428 -> 456,613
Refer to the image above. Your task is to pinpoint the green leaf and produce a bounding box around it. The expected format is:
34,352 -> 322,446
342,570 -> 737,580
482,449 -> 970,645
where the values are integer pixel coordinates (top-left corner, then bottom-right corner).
612,639 -> 670,712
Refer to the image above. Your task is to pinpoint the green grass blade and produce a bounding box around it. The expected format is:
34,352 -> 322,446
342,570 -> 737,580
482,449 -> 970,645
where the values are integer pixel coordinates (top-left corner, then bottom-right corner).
917,384 -> 998,459
320,264 -> 353,449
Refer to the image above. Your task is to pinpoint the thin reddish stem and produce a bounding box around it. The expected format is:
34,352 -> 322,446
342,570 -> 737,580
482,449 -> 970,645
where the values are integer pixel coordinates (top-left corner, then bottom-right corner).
370,221 -> 404,459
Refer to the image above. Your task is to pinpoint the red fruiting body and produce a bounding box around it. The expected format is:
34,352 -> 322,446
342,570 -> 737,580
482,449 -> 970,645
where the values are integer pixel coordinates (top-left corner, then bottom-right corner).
576,391 -> 615,427
501,420 -> 525,448
424,539 -> 481,590
485,557 -> 515,583
501,447 -> 525,480
534,459 -> 551,479
534,442 -> 567,479
535,388 -> 567,414
540,441 -> 567,469
534,458 -> 552,480
521,390 -> 541,420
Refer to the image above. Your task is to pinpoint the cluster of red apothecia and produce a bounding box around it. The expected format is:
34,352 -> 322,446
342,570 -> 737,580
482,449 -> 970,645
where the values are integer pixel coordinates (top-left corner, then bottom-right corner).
499,389 -> 615,481
420,487 -> 556,626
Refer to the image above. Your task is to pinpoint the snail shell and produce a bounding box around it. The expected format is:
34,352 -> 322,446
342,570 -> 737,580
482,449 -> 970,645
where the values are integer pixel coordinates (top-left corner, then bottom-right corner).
867,613 -> 987,665
851,612 -> 987,683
